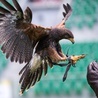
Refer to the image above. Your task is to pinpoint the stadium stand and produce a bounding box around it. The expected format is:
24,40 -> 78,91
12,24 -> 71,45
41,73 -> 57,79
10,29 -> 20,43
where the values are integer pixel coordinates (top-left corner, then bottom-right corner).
66,0 -> 98,29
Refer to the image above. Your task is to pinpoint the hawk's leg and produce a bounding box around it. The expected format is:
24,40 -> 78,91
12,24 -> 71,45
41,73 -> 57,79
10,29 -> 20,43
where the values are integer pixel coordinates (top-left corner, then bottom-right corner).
52,62 -> 69,67
51,60 -> 72,82
48,57 -> 69,67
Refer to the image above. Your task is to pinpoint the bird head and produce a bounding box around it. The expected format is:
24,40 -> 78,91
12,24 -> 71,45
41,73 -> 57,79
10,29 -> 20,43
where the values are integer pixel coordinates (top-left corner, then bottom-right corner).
62,28 -> 75,44
24,7 -> 32,23
51,28 -> 75,44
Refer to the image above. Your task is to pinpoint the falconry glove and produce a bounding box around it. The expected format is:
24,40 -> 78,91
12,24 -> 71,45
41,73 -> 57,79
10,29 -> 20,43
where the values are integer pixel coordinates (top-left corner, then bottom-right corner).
87,61 -> 98,98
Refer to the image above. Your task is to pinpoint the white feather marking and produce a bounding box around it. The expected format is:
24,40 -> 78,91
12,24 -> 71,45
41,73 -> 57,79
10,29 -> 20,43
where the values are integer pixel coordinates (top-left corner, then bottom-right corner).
30,53 -> 42,72
32,42 -> 39,56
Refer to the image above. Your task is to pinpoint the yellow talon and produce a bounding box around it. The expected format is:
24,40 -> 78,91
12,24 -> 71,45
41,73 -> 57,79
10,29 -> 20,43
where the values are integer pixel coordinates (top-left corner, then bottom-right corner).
70,54 -> 86,64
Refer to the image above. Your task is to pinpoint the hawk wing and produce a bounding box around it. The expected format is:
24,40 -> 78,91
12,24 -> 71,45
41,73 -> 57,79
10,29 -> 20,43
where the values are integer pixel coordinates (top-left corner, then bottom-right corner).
55,3 -> 72,28
0,0 -> 49,63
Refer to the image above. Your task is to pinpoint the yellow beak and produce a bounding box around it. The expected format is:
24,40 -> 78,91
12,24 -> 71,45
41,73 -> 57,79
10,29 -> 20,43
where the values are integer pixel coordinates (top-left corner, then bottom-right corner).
68,38 -> 75,44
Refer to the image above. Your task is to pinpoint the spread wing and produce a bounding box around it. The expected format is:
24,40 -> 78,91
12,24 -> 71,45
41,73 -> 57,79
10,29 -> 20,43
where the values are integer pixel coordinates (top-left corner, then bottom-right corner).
55,3 -> 72,28
0,0 -> 49,63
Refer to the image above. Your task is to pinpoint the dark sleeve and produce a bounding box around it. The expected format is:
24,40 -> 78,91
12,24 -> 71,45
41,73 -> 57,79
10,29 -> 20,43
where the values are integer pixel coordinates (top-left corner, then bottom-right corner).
87,61 -> 98,98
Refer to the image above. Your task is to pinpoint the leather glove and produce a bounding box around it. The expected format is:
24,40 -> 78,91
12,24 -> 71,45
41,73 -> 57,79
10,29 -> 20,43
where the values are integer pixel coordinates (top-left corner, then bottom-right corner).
87,61 -> 98,98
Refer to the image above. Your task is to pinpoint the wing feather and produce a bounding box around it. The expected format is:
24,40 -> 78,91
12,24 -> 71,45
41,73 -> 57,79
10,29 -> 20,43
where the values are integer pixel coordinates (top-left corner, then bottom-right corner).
0,6 -> 10,14
1,34 -> 18,54
12,0 -> 23,14
7,36 -> 19,62
10,36 -> 22,62
0,0 -> 16,11
0,13 -> 5,18
63,3 -> 72,21
0,0 -> 49,63
0,25 -> 16,44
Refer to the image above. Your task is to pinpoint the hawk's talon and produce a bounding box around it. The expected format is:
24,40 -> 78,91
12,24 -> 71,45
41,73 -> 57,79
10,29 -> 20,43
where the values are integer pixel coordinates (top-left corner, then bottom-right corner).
62,54 -> 86,82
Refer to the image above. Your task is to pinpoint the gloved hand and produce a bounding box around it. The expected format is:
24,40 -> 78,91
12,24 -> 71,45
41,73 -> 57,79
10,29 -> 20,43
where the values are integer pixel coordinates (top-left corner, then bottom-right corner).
87,61 -> 98,98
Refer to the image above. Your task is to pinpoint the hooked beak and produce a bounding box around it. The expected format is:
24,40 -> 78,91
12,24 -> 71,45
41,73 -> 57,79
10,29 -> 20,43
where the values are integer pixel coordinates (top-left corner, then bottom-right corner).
68,38 -> 75,44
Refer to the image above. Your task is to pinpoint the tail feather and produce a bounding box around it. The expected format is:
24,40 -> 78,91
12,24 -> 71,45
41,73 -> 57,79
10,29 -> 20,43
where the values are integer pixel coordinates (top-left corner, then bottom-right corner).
19,60 -> 44,95
47,58 -> 53,68
19,67 -> 31,95
19,63 -> 28,75
37,65 -> 43,82
48,62 -> 53,68
19,54 -> 54,95
42,60 -> 48,75
31,71 -> 38,86
26,72 -> 35,90
19,67 -> 28,84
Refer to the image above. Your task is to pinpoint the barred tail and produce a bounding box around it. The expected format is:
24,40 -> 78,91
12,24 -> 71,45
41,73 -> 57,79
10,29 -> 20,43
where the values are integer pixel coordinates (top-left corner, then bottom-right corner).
19,64 -> 43,95
19,53 -> 50,95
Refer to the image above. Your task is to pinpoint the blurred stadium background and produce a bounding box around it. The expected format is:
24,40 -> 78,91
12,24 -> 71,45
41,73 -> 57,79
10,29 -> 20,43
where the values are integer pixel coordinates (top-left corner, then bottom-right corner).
0,0 -> 98,98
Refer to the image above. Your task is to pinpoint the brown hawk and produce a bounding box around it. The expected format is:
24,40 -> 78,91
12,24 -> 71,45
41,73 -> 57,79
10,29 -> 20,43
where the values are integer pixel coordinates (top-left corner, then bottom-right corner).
0,0 -> 76,94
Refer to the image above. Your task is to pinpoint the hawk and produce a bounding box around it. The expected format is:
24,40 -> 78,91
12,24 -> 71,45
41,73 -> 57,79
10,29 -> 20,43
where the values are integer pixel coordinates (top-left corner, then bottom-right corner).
0,0 -> 76,94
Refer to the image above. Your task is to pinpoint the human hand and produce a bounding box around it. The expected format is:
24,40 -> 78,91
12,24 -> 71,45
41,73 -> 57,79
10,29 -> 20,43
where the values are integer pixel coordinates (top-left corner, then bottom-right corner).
87,61 -> 98,97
